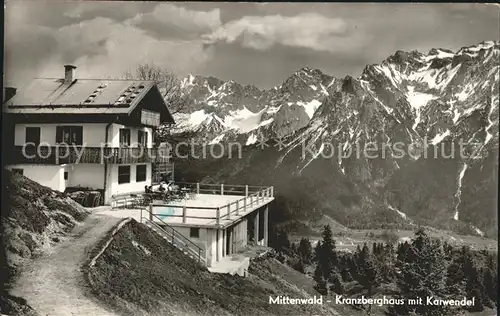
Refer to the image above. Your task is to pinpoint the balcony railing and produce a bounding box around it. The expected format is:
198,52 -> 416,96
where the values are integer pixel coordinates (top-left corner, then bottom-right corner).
7,145 -> 171,165
150,183 -> 275,226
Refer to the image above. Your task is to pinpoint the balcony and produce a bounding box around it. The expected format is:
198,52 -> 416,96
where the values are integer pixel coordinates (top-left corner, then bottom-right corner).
7,145 -> 171,165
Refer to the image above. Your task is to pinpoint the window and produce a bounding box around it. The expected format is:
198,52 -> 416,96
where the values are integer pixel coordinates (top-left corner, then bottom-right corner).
64,172 -> 68,181
138,130 -> 148,147
118,166 -> 131,184
11,168 -> 24,176
25,127 -> 41,146
119,129 -> 131,146
190,228 -> 200,238
56,126 -> 83,145
136,165 -> 147,182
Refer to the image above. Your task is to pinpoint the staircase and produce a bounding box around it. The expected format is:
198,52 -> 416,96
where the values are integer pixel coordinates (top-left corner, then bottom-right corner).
141,217 -> 206,265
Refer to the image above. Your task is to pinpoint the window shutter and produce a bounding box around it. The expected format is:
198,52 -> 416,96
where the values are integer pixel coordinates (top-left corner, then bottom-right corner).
56,126 -> 63,143
75,126 -> 83,145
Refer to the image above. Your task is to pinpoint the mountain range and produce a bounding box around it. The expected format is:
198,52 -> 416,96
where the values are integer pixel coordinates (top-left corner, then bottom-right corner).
166,41 -> 499,239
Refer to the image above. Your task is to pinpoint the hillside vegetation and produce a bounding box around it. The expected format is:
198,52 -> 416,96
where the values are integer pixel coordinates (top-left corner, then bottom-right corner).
0,170 -> 89,315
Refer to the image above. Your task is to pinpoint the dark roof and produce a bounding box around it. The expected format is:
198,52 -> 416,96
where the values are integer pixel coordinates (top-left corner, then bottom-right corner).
4,78 -> 160,115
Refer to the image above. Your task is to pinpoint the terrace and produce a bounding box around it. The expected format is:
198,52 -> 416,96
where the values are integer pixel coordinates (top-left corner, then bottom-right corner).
108,183 -> 274,229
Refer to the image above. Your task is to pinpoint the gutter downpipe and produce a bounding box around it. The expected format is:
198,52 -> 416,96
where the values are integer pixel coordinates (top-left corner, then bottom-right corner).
103,123 -> 113,205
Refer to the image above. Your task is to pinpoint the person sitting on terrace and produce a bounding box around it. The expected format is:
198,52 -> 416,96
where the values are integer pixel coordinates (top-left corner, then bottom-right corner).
166,181 -> 179,193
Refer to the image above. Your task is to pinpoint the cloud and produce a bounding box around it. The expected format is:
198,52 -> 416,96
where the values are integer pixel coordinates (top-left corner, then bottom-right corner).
37,17 -> 213,79
130,3 -> 221,40
4,2 -> 215,86
62,1 -> 156,22
203,13 -> 362,53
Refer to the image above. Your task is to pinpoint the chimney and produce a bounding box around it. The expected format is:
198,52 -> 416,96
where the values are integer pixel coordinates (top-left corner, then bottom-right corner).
64,65 -> 77,83
3,87 -> 17,103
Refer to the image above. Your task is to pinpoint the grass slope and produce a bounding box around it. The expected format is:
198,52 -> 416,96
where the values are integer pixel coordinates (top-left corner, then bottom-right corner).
86,220 -> 354,316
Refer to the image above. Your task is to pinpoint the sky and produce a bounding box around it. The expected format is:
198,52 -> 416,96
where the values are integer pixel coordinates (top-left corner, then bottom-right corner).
4,1 -> 500,89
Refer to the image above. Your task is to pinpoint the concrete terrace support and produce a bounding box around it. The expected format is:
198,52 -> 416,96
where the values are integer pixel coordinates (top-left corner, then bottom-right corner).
217,229 -> 223,261
253,210 -> 259,243
207,228 -> 214,267
222,229 -> 226,257
264,206 -> 269,246
228,228 -> 233,255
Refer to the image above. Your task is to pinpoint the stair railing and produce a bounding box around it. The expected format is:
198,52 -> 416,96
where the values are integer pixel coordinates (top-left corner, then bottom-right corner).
138,205 -> 205,264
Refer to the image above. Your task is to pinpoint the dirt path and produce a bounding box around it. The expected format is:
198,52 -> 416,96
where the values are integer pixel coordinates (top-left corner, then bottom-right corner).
10,213 -> 123,316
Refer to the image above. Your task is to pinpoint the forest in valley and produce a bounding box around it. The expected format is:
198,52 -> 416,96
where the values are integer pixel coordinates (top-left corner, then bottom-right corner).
269,226 -> 498,316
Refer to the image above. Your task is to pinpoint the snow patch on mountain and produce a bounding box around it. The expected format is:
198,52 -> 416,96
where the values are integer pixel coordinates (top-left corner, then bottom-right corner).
430,130 -> 451,145
190,110 -> 210,126
407,86 -> 436,109
181,74 -> 196,89
246,133 -> 258,146
422,49 -> 455,61
260,118 -> 274,126
225,107 -> 267,133
210,134 -> 225,144
297,99 -> 322,118
267,106 -> 280,115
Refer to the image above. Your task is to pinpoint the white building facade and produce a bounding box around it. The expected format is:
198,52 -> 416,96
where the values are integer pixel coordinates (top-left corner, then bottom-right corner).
4,65 -> 175,204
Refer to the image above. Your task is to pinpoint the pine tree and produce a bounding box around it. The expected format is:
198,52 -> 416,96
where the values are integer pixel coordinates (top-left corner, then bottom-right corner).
396,241 -> 410,269
445,246 -> 468,297
313,240 -> 322,263
390,228 -> 451,316
482,267 -> 495,308
319,225 -> 338,281
372,242 -> 379,256
298,237 -> 313,264
313,225 -> 340,294
339,253 -> 354,282
483,252 -> 498,307
353,243 -> 381,313
381,243 -> 396,282
313,263 -> 328,295
463,252 -> 486,312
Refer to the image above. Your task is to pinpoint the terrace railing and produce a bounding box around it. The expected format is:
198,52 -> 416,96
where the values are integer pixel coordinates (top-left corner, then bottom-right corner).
150,183 -> 274,226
